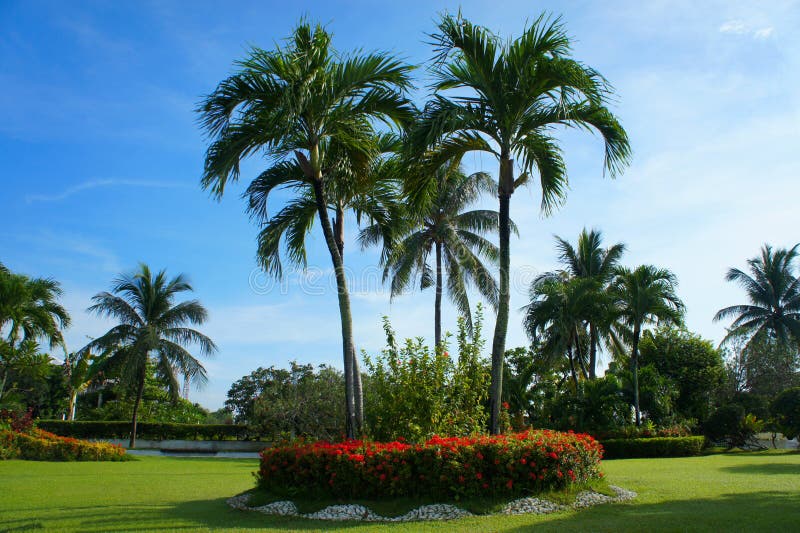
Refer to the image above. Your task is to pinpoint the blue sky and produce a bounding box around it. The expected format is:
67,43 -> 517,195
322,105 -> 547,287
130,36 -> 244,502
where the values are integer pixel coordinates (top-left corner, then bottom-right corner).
2,1 -> 798,410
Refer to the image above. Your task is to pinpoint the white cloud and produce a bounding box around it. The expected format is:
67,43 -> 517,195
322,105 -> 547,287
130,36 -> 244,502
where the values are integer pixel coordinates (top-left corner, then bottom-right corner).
719,19 -> 774,39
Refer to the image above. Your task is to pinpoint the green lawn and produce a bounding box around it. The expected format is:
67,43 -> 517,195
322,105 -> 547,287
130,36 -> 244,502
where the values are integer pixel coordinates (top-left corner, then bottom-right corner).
1,452 -> 799,532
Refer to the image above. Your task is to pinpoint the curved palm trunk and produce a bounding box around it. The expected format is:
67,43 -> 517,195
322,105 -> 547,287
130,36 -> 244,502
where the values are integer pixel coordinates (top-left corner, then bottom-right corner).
489,156 -> 514,435
434,241 -> 443,348
310,169 -> 357,439
589,323 -> 598,379
631,326 -> 641,427
334,205 -> 364,433
129,370 -> 145,449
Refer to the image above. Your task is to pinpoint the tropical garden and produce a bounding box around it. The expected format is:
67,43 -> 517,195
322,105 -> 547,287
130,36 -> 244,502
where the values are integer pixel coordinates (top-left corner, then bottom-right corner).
2,10 -> 799,532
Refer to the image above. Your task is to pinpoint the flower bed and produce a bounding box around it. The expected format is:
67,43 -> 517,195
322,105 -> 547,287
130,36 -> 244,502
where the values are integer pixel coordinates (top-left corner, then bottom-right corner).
0,428 -> 128,461
258,430 -> 603,499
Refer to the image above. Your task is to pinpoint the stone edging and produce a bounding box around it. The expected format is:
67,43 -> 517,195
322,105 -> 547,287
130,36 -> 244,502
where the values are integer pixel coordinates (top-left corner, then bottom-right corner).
227,485 -> 637,522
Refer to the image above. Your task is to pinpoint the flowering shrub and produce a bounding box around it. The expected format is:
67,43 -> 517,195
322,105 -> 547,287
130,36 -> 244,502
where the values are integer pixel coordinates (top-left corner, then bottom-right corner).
364,310 -> 489,443
0,428 -> 128,461
258,430 -> 603,499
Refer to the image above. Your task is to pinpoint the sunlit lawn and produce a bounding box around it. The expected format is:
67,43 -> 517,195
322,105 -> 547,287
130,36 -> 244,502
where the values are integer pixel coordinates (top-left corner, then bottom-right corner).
1,451 -> 799,532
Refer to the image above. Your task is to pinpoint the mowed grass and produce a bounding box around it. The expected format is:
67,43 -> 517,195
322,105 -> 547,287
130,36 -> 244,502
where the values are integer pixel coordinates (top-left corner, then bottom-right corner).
0,451 -> 799,532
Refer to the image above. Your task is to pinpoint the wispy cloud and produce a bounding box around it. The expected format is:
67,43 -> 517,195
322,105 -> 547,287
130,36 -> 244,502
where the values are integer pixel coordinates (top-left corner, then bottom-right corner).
26,179 -> 190,203
719,20 -> 774,39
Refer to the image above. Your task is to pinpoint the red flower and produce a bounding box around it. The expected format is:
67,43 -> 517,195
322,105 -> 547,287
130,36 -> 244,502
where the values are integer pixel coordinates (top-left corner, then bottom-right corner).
476,472 -> 483,480
502,402 -> 510,410
506,479 -> 513,489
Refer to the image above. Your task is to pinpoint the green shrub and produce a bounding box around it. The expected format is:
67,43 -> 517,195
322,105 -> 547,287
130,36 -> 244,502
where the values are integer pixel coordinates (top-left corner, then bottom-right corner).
364,311 -> 489,443
704,404 -> 764,448
258,430 -> 603,500
600,436 -> 705,459
771,387 -> 800,439
36,420 -> 253,441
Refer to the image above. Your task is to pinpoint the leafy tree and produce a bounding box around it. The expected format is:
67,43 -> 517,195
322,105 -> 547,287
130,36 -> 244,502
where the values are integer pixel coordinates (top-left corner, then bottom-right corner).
198,22 -> 413,437
714,244 -> 800,349
722,335 -> 799,399
373,163 -> 503,346
408,13 -> 630,433
638,327 -> 725,424
225,366 -> 280,424
0,263 -> 70,404
250,362 -> 345,441
554,228 -> 625,378
83,264 -> 216,447
610,265 -> 684,426
771,387 -> 800,439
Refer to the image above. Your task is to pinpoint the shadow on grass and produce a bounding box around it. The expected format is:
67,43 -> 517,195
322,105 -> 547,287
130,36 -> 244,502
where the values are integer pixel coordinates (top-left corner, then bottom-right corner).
500,490 -> 800,532
722,462 -> 800,475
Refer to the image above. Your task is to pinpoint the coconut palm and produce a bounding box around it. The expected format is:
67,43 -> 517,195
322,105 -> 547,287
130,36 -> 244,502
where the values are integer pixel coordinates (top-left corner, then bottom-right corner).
610,265 -> 684,426
246,134 -> 402,430
0,263 -> 70,403
408,13 -> 631,433
83,264 -> 216,448
554,228 -> 625,378
714,244 -> 800,350
524,274 -> 599,389
197,22 -> 413,438
365,163 -> 504,347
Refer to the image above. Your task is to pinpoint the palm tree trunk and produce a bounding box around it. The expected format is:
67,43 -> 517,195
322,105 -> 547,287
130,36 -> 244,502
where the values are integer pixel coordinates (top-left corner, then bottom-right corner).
489,156 -> 514,435
574,329 -> 589,380
568,344 -> 579,390
129,371 -> 145,449
68,391 -> 77,421
632,326 -> 641,427
335,205 -> 363,433
310,171 -> 357,439
434,241 -> 443,348
589,323 -> 598,379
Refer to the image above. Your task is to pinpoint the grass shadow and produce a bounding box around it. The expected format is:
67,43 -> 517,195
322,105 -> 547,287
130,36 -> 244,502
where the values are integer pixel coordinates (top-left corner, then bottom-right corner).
722,462 -> 800,475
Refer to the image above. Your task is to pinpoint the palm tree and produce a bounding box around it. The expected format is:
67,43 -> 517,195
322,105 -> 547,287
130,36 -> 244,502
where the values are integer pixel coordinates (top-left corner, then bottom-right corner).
611,265 -> 684,426
408,14 -> 631,433
366,163 -> 504,347
84,264 -> 216,448
714,244 -> 800,350
197,22 -> 413,438
0,262 -> 70,402
524,274 -> 598,389
554,228 -> 625,378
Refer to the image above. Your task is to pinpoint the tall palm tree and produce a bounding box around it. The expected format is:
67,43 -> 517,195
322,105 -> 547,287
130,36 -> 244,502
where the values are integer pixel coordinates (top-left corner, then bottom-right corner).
408,14 -> 631,433
366,163 -> 505,347
554,228 -> 625,378
0,262 -> 70,402
524,274 -> 598,389
84,264 -> 216,448
611,265 -> 684,426
198,22 -> 413,438
714,244 -> 800,349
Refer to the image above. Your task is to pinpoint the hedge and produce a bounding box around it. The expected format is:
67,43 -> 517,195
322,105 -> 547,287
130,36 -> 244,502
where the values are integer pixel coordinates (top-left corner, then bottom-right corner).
258,430 -> 603,499
600,436 -> 705,459
37,421 -> 253,441
1,428 -> 129,461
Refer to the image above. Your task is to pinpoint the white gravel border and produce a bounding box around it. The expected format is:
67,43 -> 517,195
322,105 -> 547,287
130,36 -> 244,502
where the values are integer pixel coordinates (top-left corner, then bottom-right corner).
227,485 -> 637,522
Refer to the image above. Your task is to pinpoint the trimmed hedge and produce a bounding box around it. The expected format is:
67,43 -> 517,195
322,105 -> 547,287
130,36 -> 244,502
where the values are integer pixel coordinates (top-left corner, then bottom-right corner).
600,436 -> 705,459
258,430 -> 603,499
37,420 -> 253,441
1,428 -> 128,461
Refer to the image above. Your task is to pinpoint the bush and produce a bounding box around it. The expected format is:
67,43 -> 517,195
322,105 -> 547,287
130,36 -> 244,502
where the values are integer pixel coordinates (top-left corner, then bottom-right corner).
257,430 -> 603,500
364,312 -> 489,443
36,420 -> 253,441
1,428 -> 128,461
600,436 -> 705,459
704,404 -> 763,449
772,387 -> 800,439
